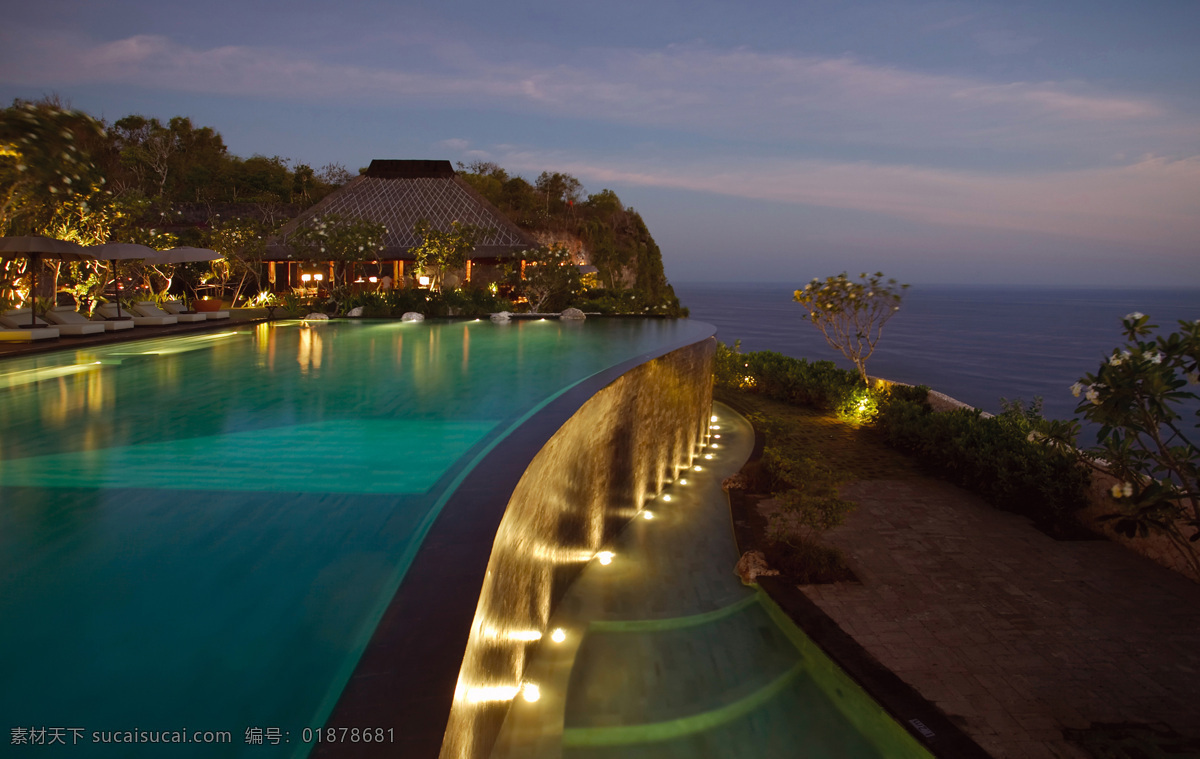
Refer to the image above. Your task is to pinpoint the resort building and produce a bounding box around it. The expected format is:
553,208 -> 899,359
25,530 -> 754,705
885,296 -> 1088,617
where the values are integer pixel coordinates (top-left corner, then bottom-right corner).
265,159 -> 540,290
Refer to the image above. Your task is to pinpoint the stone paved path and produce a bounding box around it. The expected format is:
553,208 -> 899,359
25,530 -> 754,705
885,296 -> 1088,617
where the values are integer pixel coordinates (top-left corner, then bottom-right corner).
803,477 -> 1200,759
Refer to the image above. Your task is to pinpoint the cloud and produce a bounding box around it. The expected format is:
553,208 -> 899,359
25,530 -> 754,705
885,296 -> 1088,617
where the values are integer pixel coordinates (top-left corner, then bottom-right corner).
0,28 -> 1176,157
486,148 -> 1200,250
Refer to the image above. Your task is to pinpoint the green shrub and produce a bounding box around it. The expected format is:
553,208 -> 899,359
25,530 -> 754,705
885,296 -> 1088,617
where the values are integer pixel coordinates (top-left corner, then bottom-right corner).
876,387 -> 1090,524
715,343 -> 864,412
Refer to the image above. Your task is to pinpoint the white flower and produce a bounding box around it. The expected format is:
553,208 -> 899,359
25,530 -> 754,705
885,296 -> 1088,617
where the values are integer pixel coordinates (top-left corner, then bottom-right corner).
1125,311 -> 1144,321
1085,385 -> 1104,405
1111,484 -> 1124,498
1109,353 -> 1124,366
1145,350 -> 1164,365
1187,371 -> 1199,385
1070,382 -> 1084,398
1123,482 -> 1134,497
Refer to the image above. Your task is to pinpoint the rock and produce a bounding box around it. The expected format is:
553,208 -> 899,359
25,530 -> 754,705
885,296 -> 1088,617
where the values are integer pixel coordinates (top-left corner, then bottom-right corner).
735,550 -> 779,585
490,311 -> 512,323
303,312 -> 329,321
401,312 -> 425,322
347,306 -> 364,317
722,472 -> 749,491
560,307 -> 586,320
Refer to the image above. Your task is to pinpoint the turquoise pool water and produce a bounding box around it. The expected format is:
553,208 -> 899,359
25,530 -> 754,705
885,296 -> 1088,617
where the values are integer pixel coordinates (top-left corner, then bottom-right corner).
0,318 -> 712,757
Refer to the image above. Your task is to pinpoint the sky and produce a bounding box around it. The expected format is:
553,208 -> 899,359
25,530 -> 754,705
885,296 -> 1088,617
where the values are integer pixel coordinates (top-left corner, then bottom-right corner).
1,0 -> 1198,287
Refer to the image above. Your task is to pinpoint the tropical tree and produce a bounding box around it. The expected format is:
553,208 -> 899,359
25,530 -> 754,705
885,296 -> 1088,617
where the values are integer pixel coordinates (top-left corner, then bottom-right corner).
290,213 -> 387,290
412,219 -> 480,293
794,272 -> 908,385
515,244 -> 583,312
1070,313 -> 1200,579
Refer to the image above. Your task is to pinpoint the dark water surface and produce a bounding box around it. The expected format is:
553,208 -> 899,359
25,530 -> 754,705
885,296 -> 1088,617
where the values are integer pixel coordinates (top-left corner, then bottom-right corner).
675,282 -> 1200,422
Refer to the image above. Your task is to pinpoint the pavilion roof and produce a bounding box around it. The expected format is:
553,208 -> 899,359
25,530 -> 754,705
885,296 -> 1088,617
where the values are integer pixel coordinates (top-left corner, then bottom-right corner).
266,160 -> 537,261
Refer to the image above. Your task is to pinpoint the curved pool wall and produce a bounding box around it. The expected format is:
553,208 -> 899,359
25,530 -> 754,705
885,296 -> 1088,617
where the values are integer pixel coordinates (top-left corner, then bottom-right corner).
442,337 -> 716,759
315,330 -> 716,759
0,317 -> 714,759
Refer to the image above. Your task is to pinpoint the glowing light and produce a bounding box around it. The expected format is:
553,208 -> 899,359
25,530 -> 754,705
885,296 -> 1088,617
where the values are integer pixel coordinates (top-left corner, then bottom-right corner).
713,434 -> 721,439
368,276 -> 378,283
704,454 -> 713,460
522,683 -> 541,703
643,511 -> 655,520
314,273 -> 324,282
418,275 -> 431,287
711,444 -> 720,449
679,478 -> 689,485
661,494 -> 672,502
693,465 -> 703,472
466,686 -> 520,704
597,551 -> 615,565
711,425 -> 721,430
710,414 -> 718,422
507,630 -> 544,642
301,274 -> 312,282
551,628 -> 567,643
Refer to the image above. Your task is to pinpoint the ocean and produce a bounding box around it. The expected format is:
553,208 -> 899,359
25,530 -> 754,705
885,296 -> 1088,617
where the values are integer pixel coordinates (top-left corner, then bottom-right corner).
674,282 -> 1200,424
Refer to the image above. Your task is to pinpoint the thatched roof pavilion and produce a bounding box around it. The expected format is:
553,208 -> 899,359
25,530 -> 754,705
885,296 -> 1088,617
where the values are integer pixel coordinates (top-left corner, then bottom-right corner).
265,160 -> 537,263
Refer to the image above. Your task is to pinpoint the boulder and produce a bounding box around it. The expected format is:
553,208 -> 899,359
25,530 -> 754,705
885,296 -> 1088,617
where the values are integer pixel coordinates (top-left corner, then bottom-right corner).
401,312 -> 425,322
303,312 -> 329,321
347,306 -> 364,317
734,550 -> 779,585
560,307 -> 586,320
489,311 -> 512,323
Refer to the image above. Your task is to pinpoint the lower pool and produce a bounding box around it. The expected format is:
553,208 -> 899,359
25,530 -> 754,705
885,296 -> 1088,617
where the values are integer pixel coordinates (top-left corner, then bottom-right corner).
0,317 -> 713,757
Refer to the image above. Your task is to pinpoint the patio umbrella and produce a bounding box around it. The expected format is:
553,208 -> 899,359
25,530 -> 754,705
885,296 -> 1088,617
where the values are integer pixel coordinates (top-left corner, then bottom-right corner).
89,242 -> 159,319
0,236 -> 94,327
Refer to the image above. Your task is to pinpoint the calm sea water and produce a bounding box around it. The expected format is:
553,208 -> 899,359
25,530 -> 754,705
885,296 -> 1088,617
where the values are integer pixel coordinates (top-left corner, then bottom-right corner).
675,282 -> 1200,423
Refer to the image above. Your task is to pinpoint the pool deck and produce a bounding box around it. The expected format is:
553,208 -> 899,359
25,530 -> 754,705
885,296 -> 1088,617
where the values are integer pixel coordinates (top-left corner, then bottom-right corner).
0,308 -> 273,358
796,477 -> 1200,759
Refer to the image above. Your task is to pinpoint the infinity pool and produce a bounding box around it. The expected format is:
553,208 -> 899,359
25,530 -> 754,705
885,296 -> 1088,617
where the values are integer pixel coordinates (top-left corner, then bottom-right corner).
0,318 -> 713,757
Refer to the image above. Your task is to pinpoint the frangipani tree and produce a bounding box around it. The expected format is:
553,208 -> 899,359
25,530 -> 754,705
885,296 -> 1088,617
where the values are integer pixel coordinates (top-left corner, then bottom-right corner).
290,213 -> 387,290
1071,313 -> 1200,579
794,272 -> 908,385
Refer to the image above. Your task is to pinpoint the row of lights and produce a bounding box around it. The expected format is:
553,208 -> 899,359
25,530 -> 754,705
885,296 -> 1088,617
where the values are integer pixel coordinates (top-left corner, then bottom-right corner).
465,411 -> 726,708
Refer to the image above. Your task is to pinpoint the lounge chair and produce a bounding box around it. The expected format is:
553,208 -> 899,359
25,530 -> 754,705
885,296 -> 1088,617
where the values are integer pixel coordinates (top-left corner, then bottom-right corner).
162,300 -> 229,321
0,311 -> 60,341
95,302 -> 176,327
36,306 -> 111,336
133,301 -> 206,323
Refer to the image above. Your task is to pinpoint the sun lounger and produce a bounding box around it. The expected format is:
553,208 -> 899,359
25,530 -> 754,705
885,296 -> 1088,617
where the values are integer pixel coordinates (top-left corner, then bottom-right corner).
0,311 -> 60,341
162,300 -> 229,321
95,302 -> 176,327
133,301 -> 206,323
23,306 -> 108,336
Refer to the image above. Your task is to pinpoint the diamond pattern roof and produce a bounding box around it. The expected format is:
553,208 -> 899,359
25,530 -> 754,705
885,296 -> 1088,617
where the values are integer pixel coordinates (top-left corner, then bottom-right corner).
268,174 -> 537,260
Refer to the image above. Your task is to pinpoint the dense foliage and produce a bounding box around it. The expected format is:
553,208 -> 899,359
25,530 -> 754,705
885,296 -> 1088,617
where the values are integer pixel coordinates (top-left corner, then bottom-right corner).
458,161 -> 684,315
877,389 -> 1091,526
717,341 -> 1092,528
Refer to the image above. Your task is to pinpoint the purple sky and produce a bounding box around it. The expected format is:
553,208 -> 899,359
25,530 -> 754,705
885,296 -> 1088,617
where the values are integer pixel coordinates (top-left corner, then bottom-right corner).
2,0 -> 1198,286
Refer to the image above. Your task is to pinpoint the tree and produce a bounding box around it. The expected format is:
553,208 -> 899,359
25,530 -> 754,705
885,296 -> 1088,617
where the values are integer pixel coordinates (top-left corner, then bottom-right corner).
412,219 -> 480,293
514,244 -> 583,312
290,213 -> 388,290
793,272 -> 908,385
1070,313 -> 1200,579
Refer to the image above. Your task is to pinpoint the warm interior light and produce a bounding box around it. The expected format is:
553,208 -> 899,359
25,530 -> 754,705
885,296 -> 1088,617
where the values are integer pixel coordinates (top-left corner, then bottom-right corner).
301,274 -> 312,282
597,551 -> 614,565
418,275 -> 431,286
550,628 -> 567,643
368,276 -> 378,283
314,273 -> 324,281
